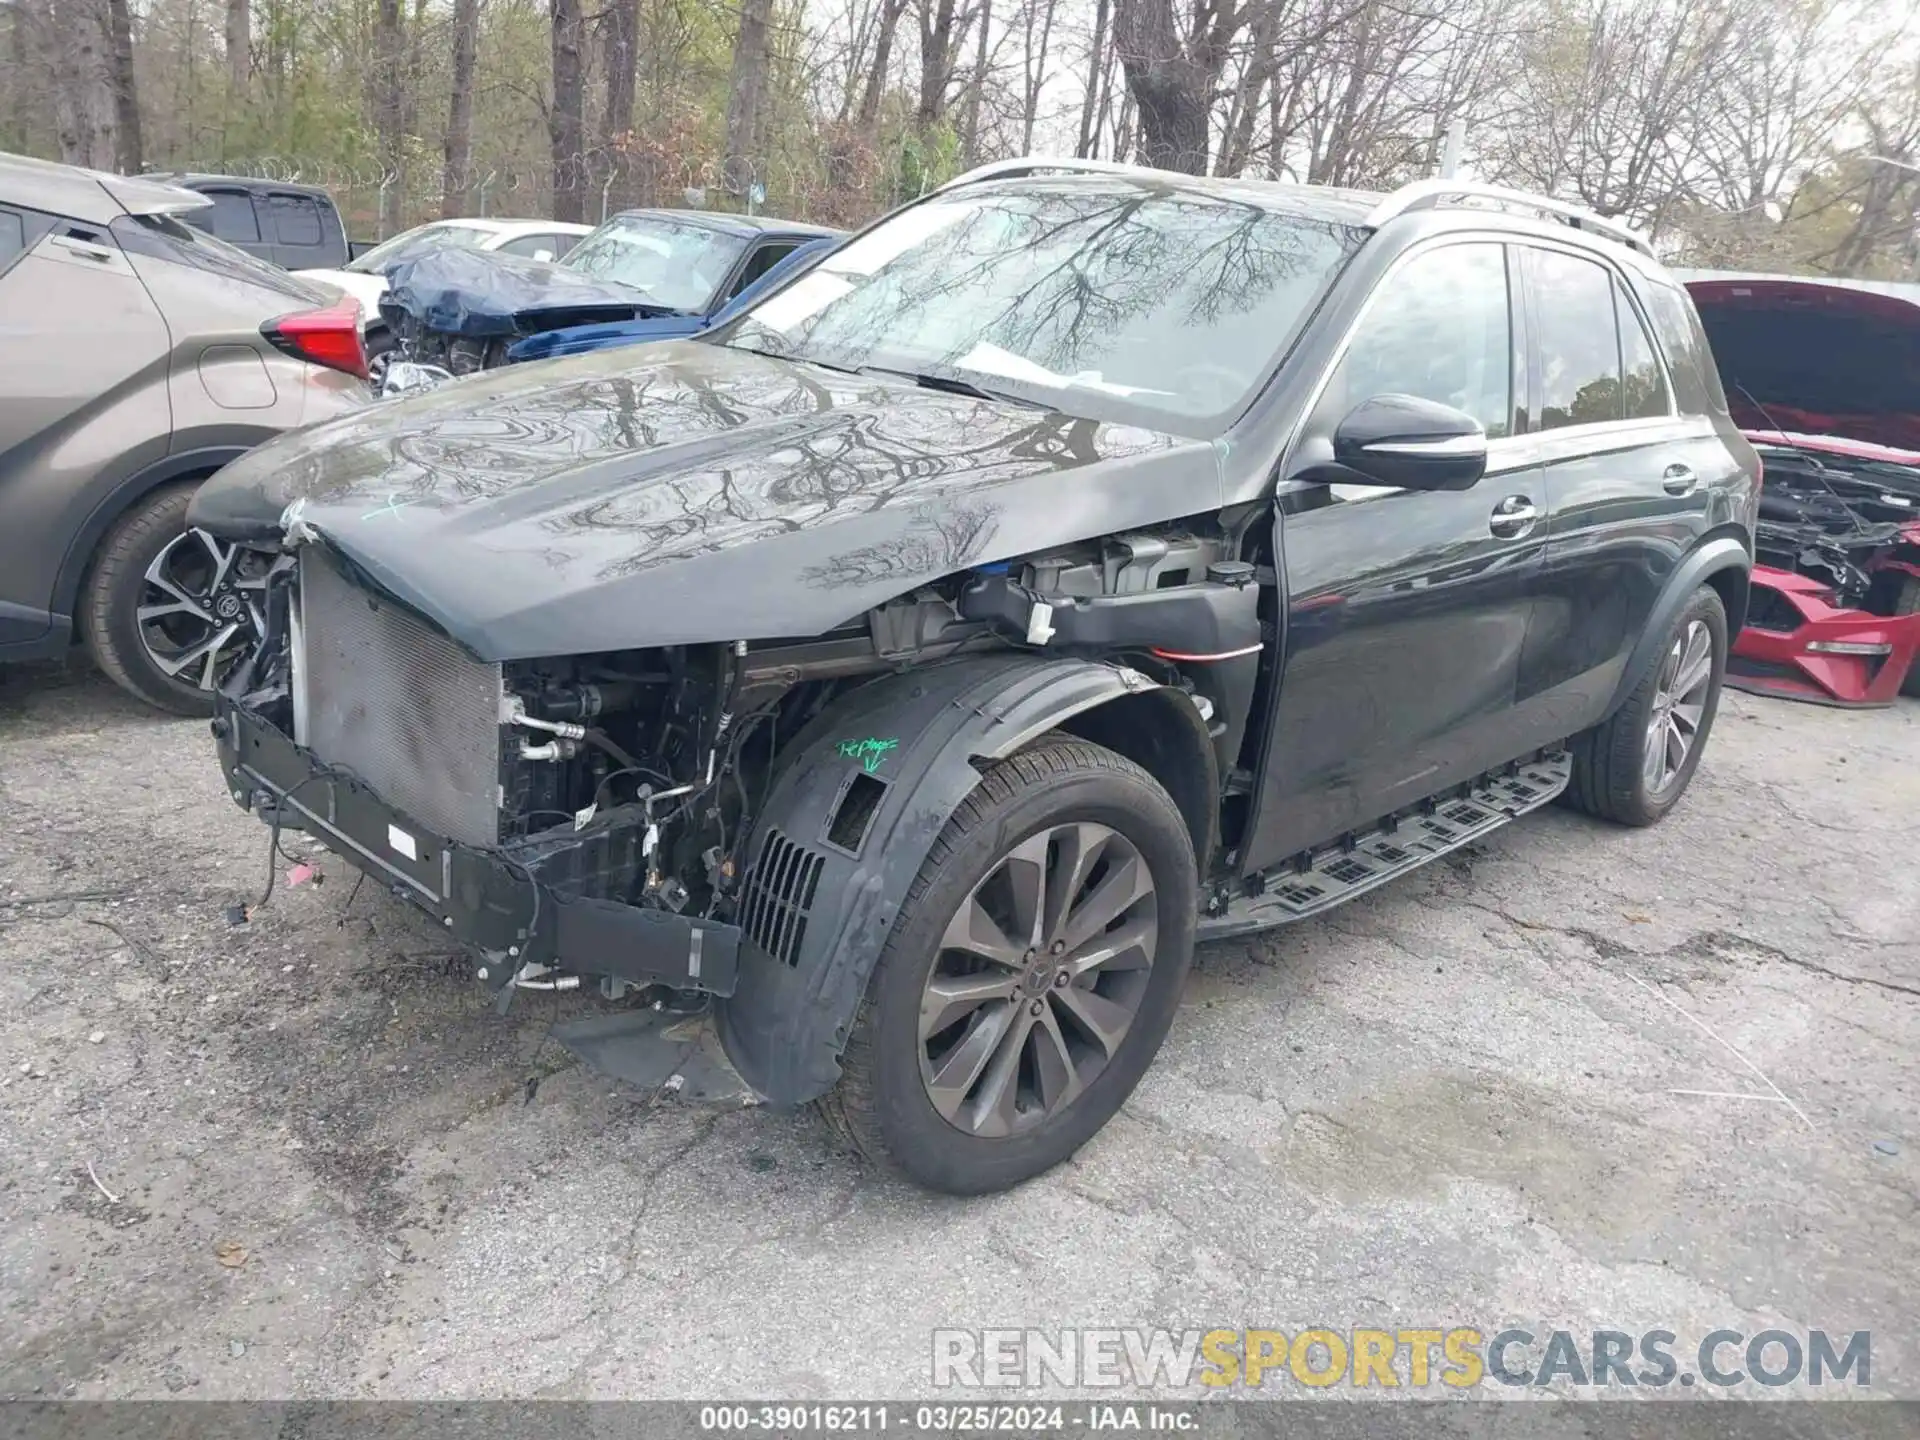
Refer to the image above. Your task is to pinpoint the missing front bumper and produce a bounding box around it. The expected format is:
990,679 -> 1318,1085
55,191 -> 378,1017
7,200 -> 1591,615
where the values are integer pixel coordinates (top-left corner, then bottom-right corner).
213,695 -> 741,996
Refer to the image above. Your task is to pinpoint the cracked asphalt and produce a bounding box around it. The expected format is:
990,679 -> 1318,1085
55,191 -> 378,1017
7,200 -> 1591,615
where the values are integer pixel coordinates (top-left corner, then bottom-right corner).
1,656 -> 1915,1402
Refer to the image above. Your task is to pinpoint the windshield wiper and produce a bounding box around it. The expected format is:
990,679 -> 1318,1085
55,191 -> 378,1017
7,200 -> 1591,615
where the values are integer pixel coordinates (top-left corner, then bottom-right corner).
858,366 -> 1045,408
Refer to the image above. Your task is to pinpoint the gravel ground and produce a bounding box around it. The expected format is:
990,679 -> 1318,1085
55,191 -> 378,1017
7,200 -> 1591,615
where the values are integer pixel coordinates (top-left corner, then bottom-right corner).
1,656 -> 1914,1402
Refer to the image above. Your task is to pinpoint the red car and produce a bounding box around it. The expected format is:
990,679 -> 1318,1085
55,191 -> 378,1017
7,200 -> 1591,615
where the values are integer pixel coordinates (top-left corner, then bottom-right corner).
1684,273 -> 1920,706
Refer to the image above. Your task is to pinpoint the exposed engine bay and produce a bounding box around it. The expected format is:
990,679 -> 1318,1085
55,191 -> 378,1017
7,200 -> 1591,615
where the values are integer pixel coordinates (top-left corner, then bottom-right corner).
1728,440 -> 1920,706
220,524 -> 1256,1004
1751,442 -> 1920,608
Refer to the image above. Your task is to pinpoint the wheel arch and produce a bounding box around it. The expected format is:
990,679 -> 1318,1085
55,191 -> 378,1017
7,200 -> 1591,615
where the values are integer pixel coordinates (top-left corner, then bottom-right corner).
1051,687 -> 1218,872
1604,531 -> 1750,718
714,653 -> 1213,1107
56,445 -> 250,634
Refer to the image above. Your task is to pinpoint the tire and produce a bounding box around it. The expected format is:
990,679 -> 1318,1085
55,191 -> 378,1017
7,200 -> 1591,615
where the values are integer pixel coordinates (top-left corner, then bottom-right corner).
816,738 -> 1199,1194
365,325 -> 395,389
1565,584 -> 1728,827
82,481 -> 236,716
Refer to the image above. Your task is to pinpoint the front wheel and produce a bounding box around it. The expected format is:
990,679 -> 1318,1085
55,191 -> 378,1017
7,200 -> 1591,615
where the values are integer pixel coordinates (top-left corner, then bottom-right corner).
817,739 -> 1198,1194
1565,584 -> 1728,826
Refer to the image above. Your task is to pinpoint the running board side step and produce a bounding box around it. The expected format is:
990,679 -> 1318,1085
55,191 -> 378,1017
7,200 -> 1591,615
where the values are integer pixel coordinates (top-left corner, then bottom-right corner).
1200,749 -> 1572,937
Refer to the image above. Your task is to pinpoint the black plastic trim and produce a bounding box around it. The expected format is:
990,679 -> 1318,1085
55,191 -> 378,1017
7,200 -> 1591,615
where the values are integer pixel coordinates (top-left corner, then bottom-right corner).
713,654 -> 1184,1106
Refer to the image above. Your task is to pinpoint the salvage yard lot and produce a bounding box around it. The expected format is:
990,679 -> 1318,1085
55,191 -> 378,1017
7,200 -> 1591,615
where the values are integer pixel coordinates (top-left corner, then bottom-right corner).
1,658 -> 1915,1400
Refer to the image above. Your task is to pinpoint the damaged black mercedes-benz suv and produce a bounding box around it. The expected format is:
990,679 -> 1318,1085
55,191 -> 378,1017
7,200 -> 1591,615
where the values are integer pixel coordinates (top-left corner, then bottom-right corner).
190,159 -> 1759,1194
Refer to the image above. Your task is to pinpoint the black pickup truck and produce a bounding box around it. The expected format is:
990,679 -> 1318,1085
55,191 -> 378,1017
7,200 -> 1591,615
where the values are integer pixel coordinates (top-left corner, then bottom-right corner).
147,173 -> 359,270
188,160 -> 1759,1195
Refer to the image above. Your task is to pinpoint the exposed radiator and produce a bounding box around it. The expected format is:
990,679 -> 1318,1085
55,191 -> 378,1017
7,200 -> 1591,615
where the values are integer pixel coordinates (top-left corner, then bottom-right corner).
295,549 -> 504,848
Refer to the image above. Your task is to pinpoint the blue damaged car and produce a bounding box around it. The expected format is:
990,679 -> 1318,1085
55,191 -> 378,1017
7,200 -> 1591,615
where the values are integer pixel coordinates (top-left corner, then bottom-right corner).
377,209 -> 839,391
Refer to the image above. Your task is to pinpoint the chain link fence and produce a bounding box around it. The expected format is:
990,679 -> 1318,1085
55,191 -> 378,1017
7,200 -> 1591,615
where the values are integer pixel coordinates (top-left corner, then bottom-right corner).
187,142 -> 976,241
165,144 -> 1358,241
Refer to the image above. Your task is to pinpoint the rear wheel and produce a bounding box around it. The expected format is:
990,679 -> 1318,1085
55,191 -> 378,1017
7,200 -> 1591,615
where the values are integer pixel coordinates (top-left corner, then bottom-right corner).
82,483 -> 267,715
1565,585 -> 1727,826
817,739 -> 1198,1194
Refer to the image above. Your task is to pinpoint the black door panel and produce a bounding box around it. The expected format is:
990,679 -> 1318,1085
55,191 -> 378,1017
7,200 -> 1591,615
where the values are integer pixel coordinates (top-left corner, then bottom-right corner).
1245,470 -> 1545,868
1244,238 -> 1543,871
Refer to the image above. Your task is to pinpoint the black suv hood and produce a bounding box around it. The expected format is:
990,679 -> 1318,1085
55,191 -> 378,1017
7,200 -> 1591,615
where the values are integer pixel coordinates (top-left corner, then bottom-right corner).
189,342 -> 1217,660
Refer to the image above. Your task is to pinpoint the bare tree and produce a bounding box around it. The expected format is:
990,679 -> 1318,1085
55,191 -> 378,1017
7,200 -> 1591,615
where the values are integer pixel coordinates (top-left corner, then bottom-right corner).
1485,0 -> 1738,230
1075,0 -> 1110,157
42,0 -> 117,168
549,0 -> 586,222
916,0 -> 960,128
372,0 -> 407,233
442,0 -> 480,215
1110,0 -> 1236,172
725,0 -> 774,187
224,0 -> 247,101
961,0 -> 992,159
105,0 -> 139,170
1017,0 -> 1057,151
600,0 -> 637,207
856,0 -> 911,125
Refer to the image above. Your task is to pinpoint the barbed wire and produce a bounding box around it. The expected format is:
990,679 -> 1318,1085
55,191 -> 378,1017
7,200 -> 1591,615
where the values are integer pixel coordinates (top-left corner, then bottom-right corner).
164,144 -> 1382,238
176,145 -> 972,238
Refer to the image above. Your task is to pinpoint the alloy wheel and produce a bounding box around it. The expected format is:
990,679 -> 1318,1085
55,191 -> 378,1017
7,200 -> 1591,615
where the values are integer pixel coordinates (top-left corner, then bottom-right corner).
137,529 -> 268,692
1644,618 -> 1713,794
918,821 -> 1158,1139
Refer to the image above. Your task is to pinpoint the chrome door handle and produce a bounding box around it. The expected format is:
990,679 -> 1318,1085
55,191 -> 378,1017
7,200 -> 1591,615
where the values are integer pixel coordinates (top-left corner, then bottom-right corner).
1663,463 -> 1698,496
1488,495 -> 1538,539
52,236 -> 115,263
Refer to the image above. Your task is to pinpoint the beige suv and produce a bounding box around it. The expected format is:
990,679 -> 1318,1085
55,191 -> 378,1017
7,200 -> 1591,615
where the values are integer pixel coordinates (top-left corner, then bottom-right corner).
0,150 -> 368,713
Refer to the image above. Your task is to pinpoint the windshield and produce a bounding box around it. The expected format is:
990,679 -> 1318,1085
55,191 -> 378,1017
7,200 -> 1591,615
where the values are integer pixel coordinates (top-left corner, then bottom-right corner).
347,223 -> 491,274
722,178 -> 1363,432
560,214 -> 749,313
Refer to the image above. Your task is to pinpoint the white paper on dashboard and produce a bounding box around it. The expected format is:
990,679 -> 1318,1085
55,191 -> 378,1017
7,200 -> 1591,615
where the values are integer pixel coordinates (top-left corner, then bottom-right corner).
955,341 -> 1174,398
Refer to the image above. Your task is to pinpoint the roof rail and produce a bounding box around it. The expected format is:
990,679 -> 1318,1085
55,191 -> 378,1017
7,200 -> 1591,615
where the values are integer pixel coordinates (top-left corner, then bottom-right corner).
1365,179 -> 1654,256
932,156 -> 1162,193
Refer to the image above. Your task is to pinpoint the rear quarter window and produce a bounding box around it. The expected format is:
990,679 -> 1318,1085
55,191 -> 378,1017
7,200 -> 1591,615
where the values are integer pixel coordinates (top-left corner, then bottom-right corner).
268,192 -> 324,247
1636,272 -> 1729,417
197,188 -> 261,244
111,212 -> 331,305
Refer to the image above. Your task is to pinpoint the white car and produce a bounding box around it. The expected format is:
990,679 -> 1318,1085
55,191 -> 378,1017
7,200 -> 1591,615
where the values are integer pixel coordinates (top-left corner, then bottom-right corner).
296,217 -> 592,367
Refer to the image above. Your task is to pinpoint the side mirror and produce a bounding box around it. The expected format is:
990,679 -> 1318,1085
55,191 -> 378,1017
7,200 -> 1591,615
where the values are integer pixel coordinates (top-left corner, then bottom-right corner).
533,249 -> 554,261
1329,394 -> 1487,491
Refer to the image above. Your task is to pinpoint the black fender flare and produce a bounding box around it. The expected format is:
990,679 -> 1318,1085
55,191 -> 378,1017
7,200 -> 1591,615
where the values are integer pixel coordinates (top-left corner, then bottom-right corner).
1604,533 -> 1751,717
51,445 -> 252,623
714,653 -> 1208,1107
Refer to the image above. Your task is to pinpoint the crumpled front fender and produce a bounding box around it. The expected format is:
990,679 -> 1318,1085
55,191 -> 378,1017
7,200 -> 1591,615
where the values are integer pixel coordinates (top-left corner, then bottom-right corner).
713,654 -> 1174,1106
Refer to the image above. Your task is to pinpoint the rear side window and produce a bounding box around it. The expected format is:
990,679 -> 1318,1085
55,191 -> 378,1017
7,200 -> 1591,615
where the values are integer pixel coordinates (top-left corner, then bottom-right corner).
497,232 -> 569,260
730,241 -> 799,298
1616,282 -> 1671,420
267,192 -> 323,247
1531,249 -> 1624,429
1315,241 -> 1514,439
111,212 -> 328,303
1638,273 -> 1729,416
200,188 -> 261,244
